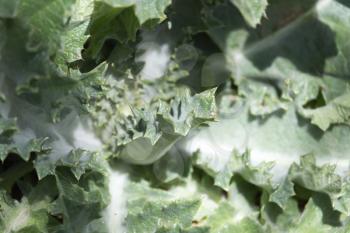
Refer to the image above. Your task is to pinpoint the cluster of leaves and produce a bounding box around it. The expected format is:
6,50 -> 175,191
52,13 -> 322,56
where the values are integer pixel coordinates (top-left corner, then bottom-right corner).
1,0 -> 350,232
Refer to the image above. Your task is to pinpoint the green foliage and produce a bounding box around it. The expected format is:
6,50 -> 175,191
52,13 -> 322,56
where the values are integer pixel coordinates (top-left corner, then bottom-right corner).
1,0 -> 350,232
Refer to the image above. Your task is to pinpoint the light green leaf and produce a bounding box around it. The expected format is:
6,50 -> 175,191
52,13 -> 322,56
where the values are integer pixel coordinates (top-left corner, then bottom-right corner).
230,0 -> 268,27
205,201 -> 236,231
51,165 -> 109,233
289,196 -> 332,233
56,0 -> 94,74
85,0 -> 171,58
18,0 -> 76,54
269,178 -> 295,209
0,191 -> 50,233
194,149 -> 273,191
289,154 -> 342,196
219,218 -> 264,233
126,199 -> 201,233
303,92 -> 350,130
